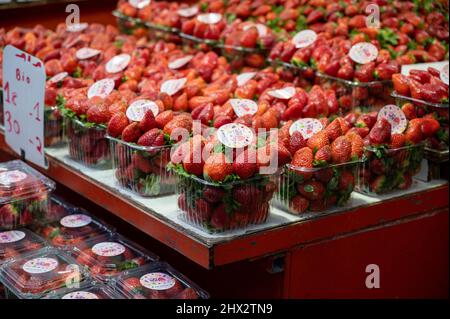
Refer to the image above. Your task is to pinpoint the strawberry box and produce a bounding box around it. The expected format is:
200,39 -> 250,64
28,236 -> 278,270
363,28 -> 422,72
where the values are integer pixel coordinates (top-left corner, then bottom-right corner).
0,160 -> 55,230
44,105 -> 66,147
275,160 -> 361,215
43,280 -> 123,299
0,247 -> 89,299
0,229 -> 47,266
113,262 -> 209,299
108,135 -> 176,197
357,143 -> 425,195
69,233 -> 158,282
66,118 -> 112,169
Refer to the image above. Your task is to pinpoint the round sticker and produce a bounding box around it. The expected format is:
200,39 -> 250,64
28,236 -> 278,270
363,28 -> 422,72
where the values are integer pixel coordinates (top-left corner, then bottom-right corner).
177,6 -> 198,18
292,30 -> 317,49
87,79 -> 115,99
60,214 -> 92,228
196,13 -> 222,24
140,272 -> 176,291
0,170 -> 27,185
67,23 -> 88,33
126,99 -> 159,121
440,63 -> 449,86
106,54 -> 131,74
128,0 -> 151,9
0,230 -> 26,244
48,72 -> 68,84
230,99 -> 258,117
267,87 -> 296,99
378,104 -> 408,134
237,72 -> 256,87
243,23 -> 267,37
217,123 -> 254,149
160,78 -> 187,96
62,291 -> 99,299
76,47 -> 101,60
289,118 -> 323,139
23,258 -> 58,274
349,42 -> 378,64
92,242 -> 126,257
168,55 -> 193,69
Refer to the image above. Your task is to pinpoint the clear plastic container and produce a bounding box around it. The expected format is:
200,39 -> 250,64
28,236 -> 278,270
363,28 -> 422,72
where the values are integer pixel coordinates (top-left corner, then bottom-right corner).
113,262 -> 209,299
0,160 -> 56,230
43,280 -> 123,299
357,144 -> 425,195
275,160 -> 361,216
0,229 -> 47,265
0,247 -> 89,299
66,117 -> 111,169
69,233 -> 158,282
108,135 -> 175,197
44,106 -> 66,147
174,171 -> 279,233
0,89 -> 3,127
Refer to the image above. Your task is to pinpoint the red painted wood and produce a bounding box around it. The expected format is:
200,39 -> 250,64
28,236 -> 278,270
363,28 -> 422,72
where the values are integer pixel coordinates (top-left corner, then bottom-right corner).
285,209 -> 449,298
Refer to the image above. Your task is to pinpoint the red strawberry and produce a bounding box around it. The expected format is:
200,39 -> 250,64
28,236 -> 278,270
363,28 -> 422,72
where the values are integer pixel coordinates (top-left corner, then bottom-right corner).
155,110 -> 174,129
108,112 -> 129,138
306,130 -> 329,152
370,175 -> 387,193
314,145 -> 332,163
176,288 -> 198,299
392,73 -> 410,96
139,110 -> 158,132
289,131 -> 306,155
290,195 -> 309,215
233,185 -> 262,210
405,119 -> 423,144
210,204 -> 229,231
183,149 -> 205,176
137,128 -> 164,147
122,122 -> 142,143
346,132 -> 364,159
325,119 -> 343,141
401,103 -> 417,120
369,118 -> 392,145
398,173 -> 413,190
297,181 -> 325,201
193,198 -> 213,222
203,187 -> 225,204
203,153 -> 233,182
86,104 -> 110,124
233,149 -> 257,179
239,27 -> 258,48
338,170 -> 355,191
420,118 -> 440,138
309,199 -> 327,212
389,133 -> 406,149
331,136 -> 352,164
314,167 -> 334,183
213,115 -> 232,129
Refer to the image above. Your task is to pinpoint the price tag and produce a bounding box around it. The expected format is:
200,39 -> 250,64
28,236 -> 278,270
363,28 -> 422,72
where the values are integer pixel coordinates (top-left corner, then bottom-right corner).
160,78 -> 187,96
349,42 -> 378,64
197,13 -> 222,24
168,55 -> 193,69
267,87 -> 295,99
289,118 -> 323,139
105,54 -> 131,74
378,104 -> 407,134
66,23 -> 88,33
243,23 -> 268,37
129,0 -> 151,9
440,63 -> 449,85
177,6 -> 198,18
76,48 -> 101,60
230,99 -> 258,117
2,45 -> 47,169
236,72 -> 256,87
292,30 -> 317,49
217,123 -> 254,148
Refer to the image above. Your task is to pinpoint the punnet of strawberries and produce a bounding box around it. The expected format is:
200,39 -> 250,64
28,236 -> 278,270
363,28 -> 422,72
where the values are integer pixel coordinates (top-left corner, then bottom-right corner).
115,262 -> 208,299
275,116 -> 364,215
0,229 -> 46,265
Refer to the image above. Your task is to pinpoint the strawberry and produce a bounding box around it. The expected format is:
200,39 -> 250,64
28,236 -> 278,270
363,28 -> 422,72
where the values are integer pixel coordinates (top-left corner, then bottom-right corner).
193,198 -> 213,222
107,112 -> 129,138
163,115 -> 193,138
331,136 -> 352,164
325,119 -> 343,141
290,195 -> 309,215
203,153 -> 233,182
309,199 -> 327,212
137,128 -> 164,147
233,149 -> 257,179
176,288 -> 198,300
297,181 -> 325,201
370,175 -> 387,193
405,120 -> 423,144
338,170 -> 355,191
86,104 -> 110,124
233,185 -> 262,210
389,133 -> 406,149
122,122 -> 142,143
139,110 -> 158,132
210,204 -> 229,231
306,130 -> 329,152
314,167 -> 334,184
239,27 -> 258,48
213,115 -> 232,129
289,131 -> 306,155
392,73 -> 410,96
398,173 -> 413,190
291,147 -> 313,179
155,110 -> 174,129
191,103 -> 214,126
420,118 -> 440,138
274,143 -> 292,166
183,149 -> 204,176
369,118 -> 392,145
314,145 -> 332,163
173,93 -> 188,112
203,187 -> 225,204
401,103 -> 417,120
346,132 -> 364,159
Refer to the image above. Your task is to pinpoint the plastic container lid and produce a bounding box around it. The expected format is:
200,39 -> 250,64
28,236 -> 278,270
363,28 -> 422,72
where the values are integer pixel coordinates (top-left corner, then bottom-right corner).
114,262 -> 209,299
0,247 -> 89,299
43,280 -> 123,299
0,229 -> 47,265
70,233 -> 158,282
0,160 -> 55,205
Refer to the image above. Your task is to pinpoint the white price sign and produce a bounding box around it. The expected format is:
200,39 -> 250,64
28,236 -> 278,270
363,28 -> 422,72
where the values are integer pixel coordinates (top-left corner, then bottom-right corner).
2,45 -> 47,168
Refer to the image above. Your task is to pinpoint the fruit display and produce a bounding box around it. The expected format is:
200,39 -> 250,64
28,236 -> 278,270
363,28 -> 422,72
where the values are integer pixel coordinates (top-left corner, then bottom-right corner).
0,160 -> 55,230
275,117 -> 363,215
113,262 -> 209,299
0,229 -> 46,265
43,281 -> 123,299
70,233 -> 158,282
0,247 -> 88,299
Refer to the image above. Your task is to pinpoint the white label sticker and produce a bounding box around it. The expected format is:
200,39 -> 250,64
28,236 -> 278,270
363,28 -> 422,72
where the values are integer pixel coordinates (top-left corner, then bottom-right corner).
76,48 -> 101,60
217,123 -> 254,148
289,118 -> 323,139
128,0 -> 151,9
378,104 -> 408,134
177,6 -> 198,18
440,63 -> 449,85
349,42 -> 378,64
267,87 -> 295,99
67,23 -> 88,33
60,214 -> 92,228
243,24 -> 267,37
87,79 -> 115,99
236,72 -> 256,87
126,99 -> 159,121
48,72 -> 68,84
196,13 -> 222,24
0,170 -> 27,185
140,272 -> 176,291
23,257 -> 58,274
230,99 -> 258,117
169,55 -> 193,69
0,230 -> 26,244
92,242 -> 126,257
292,30 -> 317,49
106,54 -> 131,74
160,78 -> 187,96
62,291 -> 99,299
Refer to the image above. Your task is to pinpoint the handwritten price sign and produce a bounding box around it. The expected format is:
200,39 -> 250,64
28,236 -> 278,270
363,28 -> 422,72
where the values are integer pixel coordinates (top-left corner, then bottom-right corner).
2,45 -> 47,168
